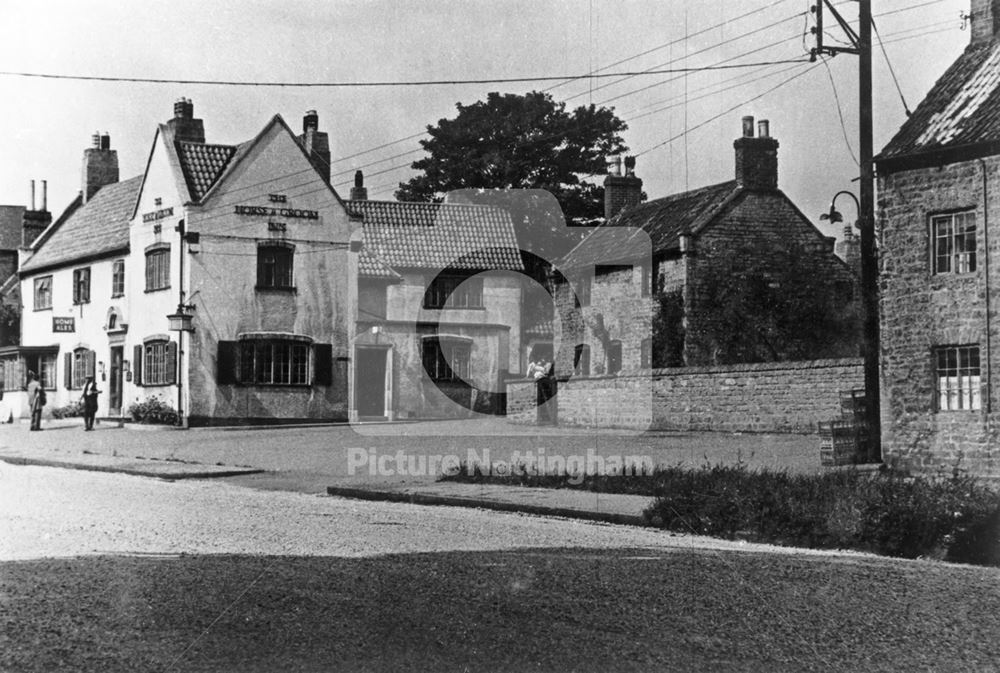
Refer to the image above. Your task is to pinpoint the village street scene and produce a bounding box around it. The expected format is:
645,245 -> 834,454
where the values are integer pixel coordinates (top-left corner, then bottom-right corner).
2,1 -> 1000,671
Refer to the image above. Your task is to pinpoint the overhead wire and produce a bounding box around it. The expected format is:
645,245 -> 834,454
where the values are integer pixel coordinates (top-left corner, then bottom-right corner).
820,56 -> 860,165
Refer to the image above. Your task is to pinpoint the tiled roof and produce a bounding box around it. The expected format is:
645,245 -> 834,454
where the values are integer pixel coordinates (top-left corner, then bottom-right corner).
353,200 -> 523,271
878,41 -> 1000,161
176,141 -> 238,200
20,176 -> 142,274
359,248 -> 401,280
560,180 -> 740,268
0,206 -> 25,250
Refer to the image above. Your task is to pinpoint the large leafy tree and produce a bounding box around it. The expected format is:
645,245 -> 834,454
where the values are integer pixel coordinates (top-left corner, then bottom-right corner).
396,91 -> 628,226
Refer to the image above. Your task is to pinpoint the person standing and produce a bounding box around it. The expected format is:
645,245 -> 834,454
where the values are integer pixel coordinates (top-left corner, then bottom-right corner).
81,376 -> 101,431
26,371 -> 44,431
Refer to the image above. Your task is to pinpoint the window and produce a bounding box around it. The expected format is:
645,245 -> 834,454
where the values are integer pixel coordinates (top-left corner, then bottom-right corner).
424,275 -> 484,309
239,339 -> 310,385
144,342 -> 170,385
257,244 -> 294,289
423,338 -> 471,381
145,245 -> 170,291
72,267 -> 90,304
112,259 -> 125,297
573,344 -> 591,376
607,340 -> 623,375
70,348 -> 95,389
932,212 -> 976,275
595,264 -> 632,280
573,276 -> 591,308
33,276 -> 52,310
641,338 -> 652,368
936,345 -> 981,411
1,357 -> 19,391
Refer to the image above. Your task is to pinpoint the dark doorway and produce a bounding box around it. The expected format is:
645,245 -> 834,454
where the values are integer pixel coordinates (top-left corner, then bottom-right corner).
109,346 -> 123,414
356,348 -> 387,418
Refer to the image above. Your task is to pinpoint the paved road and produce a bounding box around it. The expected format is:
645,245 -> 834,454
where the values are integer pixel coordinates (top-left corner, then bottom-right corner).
2,464 -> 999,672
0,417 -> 824,493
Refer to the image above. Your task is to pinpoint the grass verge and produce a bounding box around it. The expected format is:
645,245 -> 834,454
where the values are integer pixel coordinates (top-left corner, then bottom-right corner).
441,461 -> 1000,566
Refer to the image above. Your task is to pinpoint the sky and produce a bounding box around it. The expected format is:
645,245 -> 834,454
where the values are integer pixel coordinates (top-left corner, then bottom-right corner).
0,0 -> 971,242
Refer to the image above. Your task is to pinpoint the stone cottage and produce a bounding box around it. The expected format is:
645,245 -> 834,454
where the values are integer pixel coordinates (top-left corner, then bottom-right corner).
876,0 -> 1000,476
554,116 -> 859,376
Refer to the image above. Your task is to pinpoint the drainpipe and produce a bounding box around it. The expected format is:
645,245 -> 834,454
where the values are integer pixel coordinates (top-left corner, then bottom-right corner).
979,158 -> 993,415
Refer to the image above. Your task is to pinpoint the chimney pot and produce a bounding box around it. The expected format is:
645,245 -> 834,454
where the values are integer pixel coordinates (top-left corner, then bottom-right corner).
304,110 -> 319,132
350,170 -> 368,200
742,115 -> 755,138
92,133 -> 101,148
30,180 -> 35,211
100,133 -> 111,150
41,180 -> 47,211
758,120 -> 770,138
624,155 -> 636,176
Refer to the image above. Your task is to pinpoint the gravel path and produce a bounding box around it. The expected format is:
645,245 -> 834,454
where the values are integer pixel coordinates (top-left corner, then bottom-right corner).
4,465 -> 1000,672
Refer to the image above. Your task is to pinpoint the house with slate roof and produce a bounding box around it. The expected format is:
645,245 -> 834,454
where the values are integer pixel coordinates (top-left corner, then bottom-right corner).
554,116 -> 858,377
12,100 -> 360,425
349,195 -> 523,419
875,0 -> 1000,476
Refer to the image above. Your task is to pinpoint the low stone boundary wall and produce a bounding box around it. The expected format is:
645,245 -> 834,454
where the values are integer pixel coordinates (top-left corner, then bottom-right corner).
507,358 -> 863,434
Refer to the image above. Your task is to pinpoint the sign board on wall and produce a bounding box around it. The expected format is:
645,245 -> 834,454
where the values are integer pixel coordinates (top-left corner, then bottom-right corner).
52,317 -> 75,333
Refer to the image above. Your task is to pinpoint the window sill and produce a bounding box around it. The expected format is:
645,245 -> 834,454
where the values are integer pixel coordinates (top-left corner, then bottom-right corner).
233,383 -> 312,388
72,301 -> 90,306
255,285 -> 297,293
422,306 -> 486,311
111,293 -> 124,299
33,307 -> 53,312
144,286 -> 171,294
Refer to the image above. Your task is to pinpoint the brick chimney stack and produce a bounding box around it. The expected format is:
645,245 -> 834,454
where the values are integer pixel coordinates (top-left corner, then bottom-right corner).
350,170 -> 368,201
603,155 -> 643,221
734,115 -> 779,191
971,0 -> 1000,44
22,179 -> 52,247
166,98 -> 206,144
299,110 -> 331,184
82,132 -> 119,203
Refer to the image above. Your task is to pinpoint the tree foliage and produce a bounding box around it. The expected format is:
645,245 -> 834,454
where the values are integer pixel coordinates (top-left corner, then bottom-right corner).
396,91 -> 628,226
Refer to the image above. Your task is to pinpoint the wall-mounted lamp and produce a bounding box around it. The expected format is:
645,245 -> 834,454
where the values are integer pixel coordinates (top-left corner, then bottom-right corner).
123,360 -> 130,374
168,303 -> 196,332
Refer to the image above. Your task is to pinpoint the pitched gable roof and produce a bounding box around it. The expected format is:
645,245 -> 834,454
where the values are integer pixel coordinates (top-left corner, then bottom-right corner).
20,176 -> 143,274
359,247 -> 401,280
560,180 -> 741,269
878,41 -> 1000,167
352,200 -> 523,271
176,141 -> 239,200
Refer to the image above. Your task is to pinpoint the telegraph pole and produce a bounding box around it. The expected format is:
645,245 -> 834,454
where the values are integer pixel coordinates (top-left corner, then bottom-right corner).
812,0 -> 880,461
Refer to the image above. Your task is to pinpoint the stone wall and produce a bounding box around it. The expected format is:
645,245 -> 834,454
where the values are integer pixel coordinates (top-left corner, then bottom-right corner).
508,358 -> 863,434
878,155 -> 1000,477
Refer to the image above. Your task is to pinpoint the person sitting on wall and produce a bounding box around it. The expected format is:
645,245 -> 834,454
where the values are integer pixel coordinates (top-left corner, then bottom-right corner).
531,359 -> 557,426
81,376 -> 101,431
26,371 -> 44,431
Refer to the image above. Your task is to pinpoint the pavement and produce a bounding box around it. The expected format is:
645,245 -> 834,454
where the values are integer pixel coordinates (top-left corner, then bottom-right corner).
0,414 -> 833,527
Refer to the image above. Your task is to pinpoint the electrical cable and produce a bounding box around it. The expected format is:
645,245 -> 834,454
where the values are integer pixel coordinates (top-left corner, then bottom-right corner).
820,56 -> 860,165
872,17 -> 912,117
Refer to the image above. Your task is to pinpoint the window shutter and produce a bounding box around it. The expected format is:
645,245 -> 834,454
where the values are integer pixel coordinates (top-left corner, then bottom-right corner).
314,343 -> 333,385
217,341 -> 238,385
165,341 -> 178,385
64,352 -> 72,389
86,350 -> 96,378
133,344 -> 143,386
